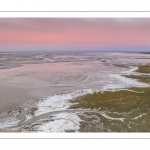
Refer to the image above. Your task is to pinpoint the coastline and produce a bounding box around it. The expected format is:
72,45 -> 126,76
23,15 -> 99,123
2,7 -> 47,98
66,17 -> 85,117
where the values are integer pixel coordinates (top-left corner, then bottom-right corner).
0,64 -> 149,132
0,53 -> 150,132
68,65 -> 150,132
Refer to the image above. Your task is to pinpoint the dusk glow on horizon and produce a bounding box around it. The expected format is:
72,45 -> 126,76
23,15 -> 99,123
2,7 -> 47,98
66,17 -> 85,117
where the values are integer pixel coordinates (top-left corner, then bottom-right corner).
0,18 -> 150,52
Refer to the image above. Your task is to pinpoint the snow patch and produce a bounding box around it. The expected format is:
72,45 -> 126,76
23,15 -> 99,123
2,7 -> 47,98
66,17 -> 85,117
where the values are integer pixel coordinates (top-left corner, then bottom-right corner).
35,89 -> 94,116
0,119 -> 19,129
37,112 -> 81,132
103,66 -> 150,91
110,74 -> 149,87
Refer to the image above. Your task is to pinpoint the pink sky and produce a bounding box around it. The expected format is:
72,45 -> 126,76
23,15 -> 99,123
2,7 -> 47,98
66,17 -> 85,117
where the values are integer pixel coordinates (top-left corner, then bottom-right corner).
0,18 -> 150,52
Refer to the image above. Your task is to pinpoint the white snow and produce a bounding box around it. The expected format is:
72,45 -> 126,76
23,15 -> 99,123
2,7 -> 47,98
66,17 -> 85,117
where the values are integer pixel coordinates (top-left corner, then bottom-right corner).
102,66 -> 150,91
132,113 -> 147,120
110,74 -> 149,87
35,89 -> 93,116
0,119 -> 19,129
121,66 -> 138,74
37,112 -> 81,132
34,65 -> 150,132
1,62 -> 150,132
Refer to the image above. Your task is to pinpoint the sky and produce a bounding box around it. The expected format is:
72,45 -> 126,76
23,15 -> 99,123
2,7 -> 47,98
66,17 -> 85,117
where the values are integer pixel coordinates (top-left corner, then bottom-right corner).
0,18 -> 150,52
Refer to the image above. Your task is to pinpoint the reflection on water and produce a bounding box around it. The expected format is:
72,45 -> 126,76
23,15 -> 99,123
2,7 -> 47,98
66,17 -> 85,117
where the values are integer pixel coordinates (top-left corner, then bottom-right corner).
0,52 -> 150,132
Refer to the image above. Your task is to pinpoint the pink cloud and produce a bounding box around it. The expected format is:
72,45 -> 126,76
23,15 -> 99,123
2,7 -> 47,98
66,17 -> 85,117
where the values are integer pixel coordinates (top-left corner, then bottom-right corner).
0,18 -> 150,51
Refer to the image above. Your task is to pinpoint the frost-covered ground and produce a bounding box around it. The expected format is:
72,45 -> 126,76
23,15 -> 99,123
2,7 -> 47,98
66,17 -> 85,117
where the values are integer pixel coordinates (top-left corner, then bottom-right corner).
0,52 -> 150,132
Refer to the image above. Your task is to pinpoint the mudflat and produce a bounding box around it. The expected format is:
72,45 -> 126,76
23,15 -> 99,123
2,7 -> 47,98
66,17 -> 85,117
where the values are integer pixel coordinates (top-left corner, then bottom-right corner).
69,65 -> 150,132
0,52 -> 150,132
0,52 -> 72,113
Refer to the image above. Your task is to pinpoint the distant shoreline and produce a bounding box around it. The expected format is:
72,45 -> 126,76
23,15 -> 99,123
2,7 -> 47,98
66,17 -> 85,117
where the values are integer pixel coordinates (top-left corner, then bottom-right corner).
0,51 -> 149,54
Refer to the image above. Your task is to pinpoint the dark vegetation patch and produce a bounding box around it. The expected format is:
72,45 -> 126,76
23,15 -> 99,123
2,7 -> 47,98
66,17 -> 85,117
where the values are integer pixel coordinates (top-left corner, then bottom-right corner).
68,65 -> 150,132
